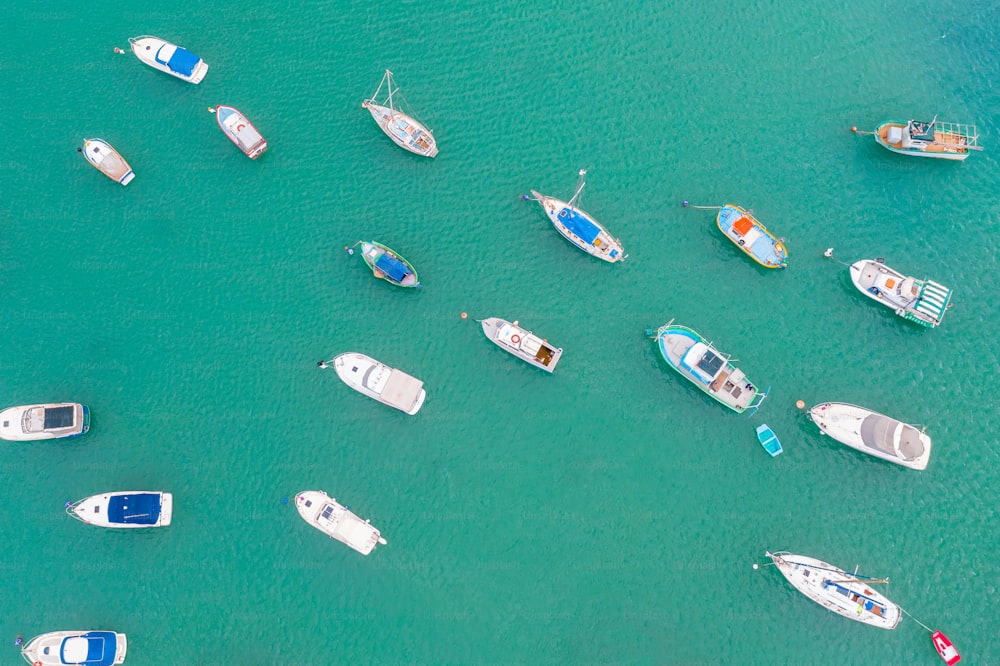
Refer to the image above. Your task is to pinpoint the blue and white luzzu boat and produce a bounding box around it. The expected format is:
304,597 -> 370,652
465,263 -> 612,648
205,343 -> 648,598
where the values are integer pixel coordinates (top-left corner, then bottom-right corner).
715,204 -> 787,269
129,35 -> 208,84
21,630 -> 127,665
527,170 -> 625,263
67,491 -> 173,528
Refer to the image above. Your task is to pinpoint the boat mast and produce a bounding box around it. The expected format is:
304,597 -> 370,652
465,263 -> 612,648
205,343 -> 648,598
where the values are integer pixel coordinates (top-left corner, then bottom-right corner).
384,69 -> 396,111
568,169 -> 587,208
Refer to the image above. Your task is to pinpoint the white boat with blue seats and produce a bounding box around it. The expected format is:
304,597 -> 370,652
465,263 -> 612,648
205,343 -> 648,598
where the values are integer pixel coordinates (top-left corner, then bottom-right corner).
21,630 -> 127,665
129,35 -> 208,84
526,170 -> 625,263
67,491 -> 173,529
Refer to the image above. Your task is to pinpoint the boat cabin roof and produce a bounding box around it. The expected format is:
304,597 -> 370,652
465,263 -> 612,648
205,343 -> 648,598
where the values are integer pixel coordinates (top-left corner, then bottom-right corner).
682,342 -> 724,383
108,493 -> 162,525
557,208 -> 600,244
907,120 -> 936,141
860,414 -> 925,461
375,253 -> 410,282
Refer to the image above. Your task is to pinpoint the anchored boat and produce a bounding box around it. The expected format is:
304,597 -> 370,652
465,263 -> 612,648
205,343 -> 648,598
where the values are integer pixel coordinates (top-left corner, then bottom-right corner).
80,139 -> 134,186
651,320 -> 769,414
807,402 -> 931,470
756,424 -> 783,457
295,490 -> 387,555
356,241 -> 420,287
932,631 -> 961,665
213,105 -> 267,159
479,317 -> 563,373
715,204 -> 787,268
322,353 -> 426,415
849,258 -> 952,328
67,491 -> 173,528
0,403 -> 90,441
128,35 -> 208,84
21,630 -> 127,665
526,170 -> 625,263
362,70 -> 437,157
765,551 -> 900,629
870,118 -> 980,161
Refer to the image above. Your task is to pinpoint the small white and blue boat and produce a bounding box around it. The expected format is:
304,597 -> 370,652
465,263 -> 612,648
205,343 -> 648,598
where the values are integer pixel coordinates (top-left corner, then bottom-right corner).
756,424 -> 783,457
526,170 -> 626,263
21,630 -> 127,665
129,35 -> 208,84
67,491 -> 173,528
715,204 -> 787,269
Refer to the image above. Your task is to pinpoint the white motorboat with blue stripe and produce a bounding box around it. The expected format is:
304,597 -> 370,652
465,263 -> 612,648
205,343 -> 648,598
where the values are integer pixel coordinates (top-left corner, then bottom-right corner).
129,35 -> 208,84
67,491 -> 173,528
21,630 -> 126,665
526,170 -> 625,263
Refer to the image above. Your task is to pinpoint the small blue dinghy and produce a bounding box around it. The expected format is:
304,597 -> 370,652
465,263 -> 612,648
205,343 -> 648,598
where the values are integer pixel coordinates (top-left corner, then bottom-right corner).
756,424 -> 783,457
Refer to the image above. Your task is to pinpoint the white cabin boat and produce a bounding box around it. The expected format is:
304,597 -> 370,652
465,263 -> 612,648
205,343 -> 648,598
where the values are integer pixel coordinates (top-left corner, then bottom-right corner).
295,490 -> 387,555
872,118 -> 980,161
80,139 -> 134,185
21,630 -> 127,665
67,491 -> 173,528
807,402 -> 931,470
766,551 -> 900,629
362,70 -> 437,157
213,105 -> 267,159
128,35 -> 208,84
849,258 -> 952,328
322,353 -> 426,415
480,317 -> 563,373
0,403 -> 90,441
527,170 -> 625,263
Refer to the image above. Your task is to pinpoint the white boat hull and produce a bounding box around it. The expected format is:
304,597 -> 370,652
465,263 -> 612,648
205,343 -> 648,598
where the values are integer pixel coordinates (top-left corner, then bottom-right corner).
295,490 -> 387,555
0,403 -> 89,441
69,491 -> 173,528
480,317 -> 563,372
331,352 -> 426,414
363,102 -> 438,157
767,552 -> 900,629
808,402 -> 931,470
531,192 -> 625,262
22,630 -> 127,665
129,36 -> 208,84
82,139 -> 134,185
215,105 -> 267,159
849,259 -> 950,327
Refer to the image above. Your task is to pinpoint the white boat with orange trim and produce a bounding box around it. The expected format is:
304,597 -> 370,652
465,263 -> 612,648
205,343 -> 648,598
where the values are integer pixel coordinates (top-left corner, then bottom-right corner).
864,118 -> 980,161
212,105 -> 267,159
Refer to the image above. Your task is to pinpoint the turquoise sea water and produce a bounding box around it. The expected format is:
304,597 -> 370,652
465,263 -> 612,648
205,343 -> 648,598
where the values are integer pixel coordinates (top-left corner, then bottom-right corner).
2,1 -> 999,664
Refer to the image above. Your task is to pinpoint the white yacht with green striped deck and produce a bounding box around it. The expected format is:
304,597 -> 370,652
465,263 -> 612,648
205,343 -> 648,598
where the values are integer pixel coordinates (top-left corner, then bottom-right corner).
849,258 -> 952,328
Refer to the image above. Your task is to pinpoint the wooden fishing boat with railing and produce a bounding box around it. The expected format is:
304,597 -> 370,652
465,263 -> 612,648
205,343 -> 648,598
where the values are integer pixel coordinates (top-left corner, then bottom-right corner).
863,118 -> 981,161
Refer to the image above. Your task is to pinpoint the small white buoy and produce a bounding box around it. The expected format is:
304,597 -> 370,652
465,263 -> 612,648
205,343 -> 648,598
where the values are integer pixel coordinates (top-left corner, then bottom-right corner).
753,563 -> 759,570
824,248 -> 834,258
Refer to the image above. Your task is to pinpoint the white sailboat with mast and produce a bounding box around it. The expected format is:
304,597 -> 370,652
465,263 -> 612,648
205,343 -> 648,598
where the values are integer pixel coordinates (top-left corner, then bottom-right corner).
362,70 -> 438,157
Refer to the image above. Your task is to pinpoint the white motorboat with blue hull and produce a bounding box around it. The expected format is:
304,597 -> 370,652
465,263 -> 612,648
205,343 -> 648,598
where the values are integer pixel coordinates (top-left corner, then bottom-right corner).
295,490 -> 387,555
0,403 -> 90,441
526,170 -> 625,263
651,320 -> 769,414
21,630 -> 127,665
129,35 -> 208,84
67,491 -> 173,528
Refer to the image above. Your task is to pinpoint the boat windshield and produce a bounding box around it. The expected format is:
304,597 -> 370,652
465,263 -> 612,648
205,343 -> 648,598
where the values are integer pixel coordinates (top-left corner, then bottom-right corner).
43,405 -> 75,429
364,364 -> 390,393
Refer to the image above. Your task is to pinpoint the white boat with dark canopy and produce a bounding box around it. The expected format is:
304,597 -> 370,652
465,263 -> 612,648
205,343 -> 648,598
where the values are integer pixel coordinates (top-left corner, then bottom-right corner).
128,35 -> 208,84
651,320 -> 769,414
526,170 -> 625,263
21,630 -> 127,665
295,490 -> 387,555
807,402 -> 931,470
868,118 -> 980,161
849,258 -> 952,328
321,353 -> 426,415
67,491 -> 173,528
764,551 -> 900,629
362,70 -> 437,157
80,139 -> 134,186
0,403 -> 90,441
480,317 -> 563,373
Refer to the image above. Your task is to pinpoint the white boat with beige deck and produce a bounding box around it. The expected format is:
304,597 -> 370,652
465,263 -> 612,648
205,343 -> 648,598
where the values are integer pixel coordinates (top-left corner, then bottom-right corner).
295,490 -> 387,555
870,118 -> 980,161
806,402 -> 931,470
321,353 -> 426,414
81,139 -> 134,185
480,317 -> 563,372
765,551 -> 900,629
